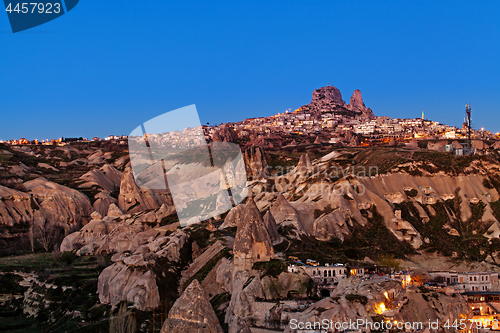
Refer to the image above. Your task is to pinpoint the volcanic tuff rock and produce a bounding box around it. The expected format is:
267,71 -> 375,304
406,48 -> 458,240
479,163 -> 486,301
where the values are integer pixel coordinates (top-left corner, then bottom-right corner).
118,168 -> 172,213
107,203 -> 123,218
0,178 -> 92,228
312,208 -> 351,242
0,185 -> 37,226
219,202 -> 247,230
98,264 -> 160,311
249,148 -> 500,248
92,191 -> 118,217
283,277 -> 470,333
233,199 -> 274,270
160,279 -> 224,333
263,211 -> 281,245
243,146 -> 268,180
24,177 -> 93,228
312,85 -> 344,106
225,270 -> 312,332
269,194 -> 306,234
201,257 -> 234,297
179,241 -> 226,291
346,89 -> 375,119
427,140 -> 448,152
296,85 -> 374,119
78,164 -> 123,193
86,150 -> 114,165
97,229 -> 188,311
296,153 -> 313,175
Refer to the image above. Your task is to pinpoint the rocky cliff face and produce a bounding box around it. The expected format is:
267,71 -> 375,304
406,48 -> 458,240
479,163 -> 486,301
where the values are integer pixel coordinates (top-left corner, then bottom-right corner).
161,279 -> 224,333
269,194 -> 306,235
92,191 -> 118,217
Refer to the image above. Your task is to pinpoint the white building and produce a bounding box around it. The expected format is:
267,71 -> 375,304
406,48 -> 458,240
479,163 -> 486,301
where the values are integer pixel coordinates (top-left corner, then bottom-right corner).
288,264 -> 348,286
429,271 -> 499,291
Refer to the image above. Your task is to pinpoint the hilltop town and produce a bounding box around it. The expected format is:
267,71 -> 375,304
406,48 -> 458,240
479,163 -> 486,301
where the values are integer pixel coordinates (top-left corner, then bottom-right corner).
3,86 -> 499,154
207,85 -> 497,152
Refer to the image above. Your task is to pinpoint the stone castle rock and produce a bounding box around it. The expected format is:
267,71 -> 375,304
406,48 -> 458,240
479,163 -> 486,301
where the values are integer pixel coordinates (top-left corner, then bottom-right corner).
296,85 -> 375,120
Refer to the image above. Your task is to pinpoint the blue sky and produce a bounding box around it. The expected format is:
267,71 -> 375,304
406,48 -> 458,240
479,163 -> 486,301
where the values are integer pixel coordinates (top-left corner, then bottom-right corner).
1,1 -> 499,140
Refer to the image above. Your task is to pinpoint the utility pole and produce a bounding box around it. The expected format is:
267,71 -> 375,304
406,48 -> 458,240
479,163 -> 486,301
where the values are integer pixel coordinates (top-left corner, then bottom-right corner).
465,104 -> 472,155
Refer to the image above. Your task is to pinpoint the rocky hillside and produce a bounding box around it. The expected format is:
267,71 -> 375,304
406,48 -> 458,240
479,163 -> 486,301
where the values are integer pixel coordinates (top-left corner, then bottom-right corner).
2,141 -> 500,332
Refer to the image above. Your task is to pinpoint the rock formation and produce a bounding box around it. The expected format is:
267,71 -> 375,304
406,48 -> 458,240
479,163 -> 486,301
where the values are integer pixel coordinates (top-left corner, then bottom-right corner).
428,140 -> 448,152
98,264 -> 160,311
263,211 -> 281,245
0,178 -> 92,228
219,203 -> 245,230
212,125 -> 235,143
97,229 -> 188,311
78,164 -> 123,193
295,85 -> 374,120
0,185 -> 38,226
269,194 -> 306,235
312,85 -> 344,106
296,153 -> 313,175
107,203 -> 123,218
233,199 -> 274,270
160,279 -> 223,333
347,89 -> 375,119
243,146 -> 268,180
312,208 -> 351,241
282,277 -> 470,333
118,168 -> 172,213
225,270 -> 312,332
92,191 -> 118,217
